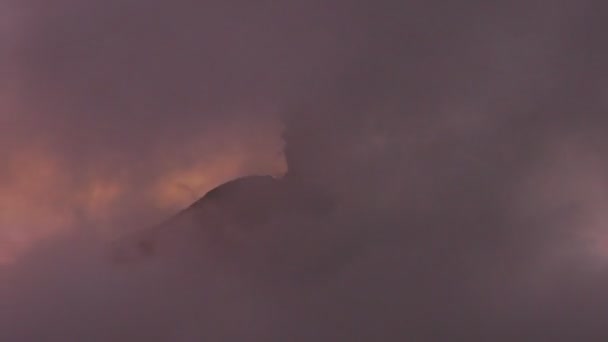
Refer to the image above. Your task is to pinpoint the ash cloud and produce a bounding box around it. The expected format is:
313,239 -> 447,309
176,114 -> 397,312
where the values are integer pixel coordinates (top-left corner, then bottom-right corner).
2,0 -> 608,340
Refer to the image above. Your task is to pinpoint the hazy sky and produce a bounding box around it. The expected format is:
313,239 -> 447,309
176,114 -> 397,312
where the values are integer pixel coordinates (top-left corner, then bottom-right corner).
2,0 -> 608,340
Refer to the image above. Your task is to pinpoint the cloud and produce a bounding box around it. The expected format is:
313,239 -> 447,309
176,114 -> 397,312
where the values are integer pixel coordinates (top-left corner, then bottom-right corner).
1,0 -> 293,253
2,0 -> 608,340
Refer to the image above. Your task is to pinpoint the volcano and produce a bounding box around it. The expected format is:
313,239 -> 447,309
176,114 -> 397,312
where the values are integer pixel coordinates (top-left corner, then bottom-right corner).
112,174 -> 337,274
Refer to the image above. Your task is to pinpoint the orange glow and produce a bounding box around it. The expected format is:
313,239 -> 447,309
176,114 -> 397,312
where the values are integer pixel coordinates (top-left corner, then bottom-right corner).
0,148 -> 74,262
153,156 -> 254,210
0,141 -> 285,263
80,180 -> 125,221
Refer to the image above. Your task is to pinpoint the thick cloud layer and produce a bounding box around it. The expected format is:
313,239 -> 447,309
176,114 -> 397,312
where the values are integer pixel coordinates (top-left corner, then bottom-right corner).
2,0 -> 608,340
1,0 -> 292,253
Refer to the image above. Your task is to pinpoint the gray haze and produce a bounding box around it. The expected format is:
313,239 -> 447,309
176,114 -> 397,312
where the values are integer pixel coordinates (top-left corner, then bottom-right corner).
2,0 -> 608,340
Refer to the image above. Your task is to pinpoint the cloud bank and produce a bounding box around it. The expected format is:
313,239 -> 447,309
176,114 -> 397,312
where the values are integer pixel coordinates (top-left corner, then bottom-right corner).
2,0 -> 608,340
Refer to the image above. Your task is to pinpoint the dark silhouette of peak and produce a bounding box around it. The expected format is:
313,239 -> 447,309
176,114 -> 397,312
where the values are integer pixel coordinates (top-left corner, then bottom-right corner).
192,175 -> 277,203
177,175 -> 282,220
113,174 -> 335,266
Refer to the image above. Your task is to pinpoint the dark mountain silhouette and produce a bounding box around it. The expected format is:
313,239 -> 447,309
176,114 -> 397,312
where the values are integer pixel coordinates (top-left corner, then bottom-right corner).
112,173 -> 338,277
